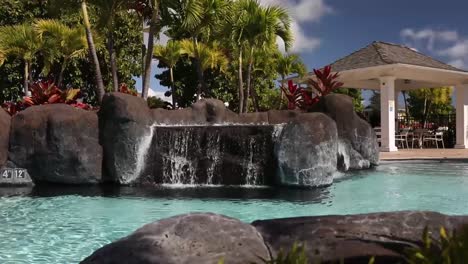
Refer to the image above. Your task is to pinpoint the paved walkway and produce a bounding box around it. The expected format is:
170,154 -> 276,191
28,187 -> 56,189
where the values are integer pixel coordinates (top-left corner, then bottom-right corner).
380,148 -> 468,161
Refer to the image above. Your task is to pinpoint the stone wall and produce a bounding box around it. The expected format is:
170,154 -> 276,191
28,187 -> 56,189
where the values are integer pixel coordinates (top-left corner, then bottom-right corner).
2,92 -> 379,186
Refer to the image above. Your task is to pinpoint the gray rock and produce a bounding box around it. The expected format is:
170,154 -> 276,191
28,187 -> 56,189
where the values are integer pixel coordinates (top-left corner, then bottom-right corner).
99,93 -> 153,184
9,104 -> 102,184
0,109 -> 10,167
253,211 -> 468,263
275,113 -> 338,187
81,213 -> 270,264
312,94 -> 379,169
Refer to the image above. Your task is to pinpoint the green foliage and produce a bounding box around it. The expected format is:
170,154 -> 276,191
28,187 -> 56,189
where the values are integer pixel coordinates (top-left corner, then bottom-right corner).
406,225 -> 468,264
407,87 -> 454,126
147,96 -> 172,109
334,88 -> 364,113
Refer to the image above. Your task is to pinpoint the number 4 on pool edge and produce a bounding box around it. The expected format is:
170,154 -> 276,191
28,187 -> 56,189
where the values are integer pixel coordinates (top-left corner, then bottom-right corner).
2,170 -> 11,179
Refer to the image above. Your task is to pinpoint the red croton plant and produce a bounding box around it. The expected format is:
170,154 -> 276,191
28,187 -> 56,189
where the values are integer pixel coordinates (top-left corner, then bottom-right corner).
1,80 -> 93,115
282,65 -> 344,111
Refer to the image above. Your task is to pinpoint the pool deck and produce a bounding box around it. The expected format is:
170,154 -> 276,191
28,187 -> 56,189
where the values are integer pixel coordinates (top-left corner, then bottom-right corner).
380,148 -> 468,161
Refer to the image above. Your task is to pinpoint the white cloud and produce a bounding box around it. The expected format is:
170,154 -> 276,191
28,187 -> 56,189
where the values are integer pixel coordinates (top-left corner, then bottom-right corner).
400,28 -> 468,70
260,0 -> 332,53
148,89 -> 172,103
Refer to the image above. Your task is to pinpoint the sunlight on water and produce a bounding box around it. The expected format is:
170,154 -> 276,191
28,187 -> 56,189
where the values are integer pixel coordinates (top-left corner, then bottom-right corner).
1,162 -> 468,263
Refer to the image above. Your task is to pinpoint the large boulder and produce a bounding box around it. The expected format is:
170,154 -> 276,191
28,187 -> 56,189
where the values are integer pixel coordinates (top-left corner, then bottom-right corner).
81,213 -> 270,264
275,113 -> 338,187
313,94 -> 379,169
253,211 -> 468,263
99,93 -> 153,184
0,109 -> 10,168
9,104 -> 102,184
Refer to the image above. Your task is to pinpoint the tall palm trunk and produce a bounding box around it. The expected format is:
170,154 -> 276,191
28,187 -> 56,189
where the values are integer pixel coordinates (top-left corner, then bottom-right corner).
23,61 -> 30,95
402,91 -> 410,125
57,58 -> 69,88
250,73 -> 260,112
82,1 -> 105,103
238,50 -> 244,113
142,0 -> 159,99
279,76 -> 285,109
170,67 -> 176,107
193,38 -> 206,101
243,47 -> 254,113
108,32 -> 119,92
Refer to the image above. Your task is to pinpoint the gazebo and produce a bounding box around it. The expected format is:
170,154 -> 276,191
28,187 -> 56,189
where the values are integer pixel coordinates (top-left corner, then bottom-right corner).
298,41 -> 468,152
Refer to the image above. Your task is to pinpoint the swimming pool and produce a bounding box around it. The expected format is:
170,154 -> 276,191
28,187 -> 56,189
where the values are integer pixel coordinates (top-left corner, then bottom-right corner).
1,161 -> 468,263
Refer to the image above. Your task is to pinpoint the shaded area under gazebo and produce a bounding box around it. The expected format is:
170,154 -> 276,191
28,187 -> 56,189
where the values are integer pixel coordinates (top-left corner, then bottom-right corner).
296,41 -> 468,152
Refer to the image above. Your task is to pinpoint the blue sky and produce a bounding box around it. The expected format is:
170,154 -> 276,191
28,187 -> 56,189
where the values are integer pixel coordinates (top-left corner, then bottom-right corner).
136,0 -> 468,102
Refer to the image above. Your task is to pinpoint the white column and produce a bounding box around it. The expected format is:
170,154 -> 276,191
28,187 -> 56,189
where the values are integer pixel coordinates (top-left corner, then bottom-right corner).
380,76 -> 398,152
455,85 -> 468,149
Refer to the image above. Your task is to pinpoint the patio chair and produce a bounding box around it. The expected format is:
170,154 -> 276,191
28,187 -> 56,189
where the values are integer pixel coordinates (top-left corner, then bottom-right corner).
423,130 -> 445,149
395,128 -> 410,149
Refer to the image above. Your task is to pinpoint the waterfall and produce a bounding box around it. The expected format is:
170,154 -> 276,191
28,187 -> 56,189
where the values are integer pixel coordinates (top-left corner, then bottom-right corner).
126,124 -> 156,184
148,125 -> 276,186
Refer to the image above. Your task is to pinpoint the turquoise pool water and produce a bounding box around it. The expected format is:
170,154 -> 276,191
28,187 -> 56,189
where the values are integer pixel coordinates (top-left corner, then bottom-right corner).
1,161 -> 468,263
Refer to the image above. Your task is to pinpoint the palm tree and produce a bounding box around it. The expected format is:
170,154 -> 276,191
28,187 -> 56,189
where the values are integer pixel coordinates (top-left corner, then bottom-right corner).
81,0 -> 105,103
180,0 -> 231,101
180,39 -> 228,98
141,0 -> 160,99
34,19 -> 89,87
153,40 -> 182,107
93,0 -> 128,92
228,0 -> 293,112
0,24 -> 42,95
276,53 -> 307,107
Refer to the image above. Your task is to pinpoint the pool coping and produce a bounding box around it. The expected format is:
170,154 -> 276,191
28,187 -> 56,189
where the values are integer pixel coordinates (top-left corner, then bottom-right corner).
380,158 -> 468,163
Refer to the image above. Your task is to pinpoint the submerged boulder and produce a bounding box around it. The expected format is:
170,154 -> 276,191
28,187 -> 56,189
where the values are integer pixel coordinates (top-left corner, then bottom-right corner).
0,109 -> 10,168
81,213 -> 270,264
313,94 -> 379,170
275,113 -> 338,187
253,211 -> 468,263
8,104 -> 102,184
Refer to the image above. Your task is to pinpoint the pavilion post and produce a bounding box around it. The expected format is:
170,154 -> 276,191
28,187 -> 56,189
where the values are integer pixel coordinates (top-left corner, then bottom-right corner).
455,84 -> 468,149
380,76 -> 398,152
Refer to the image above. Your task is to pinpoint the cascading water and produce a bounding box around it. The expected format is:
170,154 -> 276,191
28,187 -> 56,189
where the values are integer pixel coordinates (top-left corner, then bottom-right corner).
125,124 -> 156,184
144,125 -> 277,186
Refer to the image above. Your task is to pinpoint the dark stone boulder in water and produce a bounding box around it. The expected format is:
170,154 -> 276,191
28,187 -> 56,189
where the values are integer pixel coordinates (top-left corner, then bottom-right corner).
81,213 -> 270,264
275,113 -> 338,187
0,109 -> 10,168
312,94 -> 379,169
8,104 -> 102,184
253,211 -> 468,263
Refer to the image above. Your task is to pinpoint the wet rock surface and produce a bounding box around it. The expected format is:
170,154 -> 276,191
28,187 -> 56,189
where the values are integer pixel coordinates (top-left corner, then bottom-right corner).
0,109 -> 10,167
81,213 -> 270,264
275,113 -> 338,187
253,211 -> 468,263
8,105 -> 102,184
312,94 -> 380,170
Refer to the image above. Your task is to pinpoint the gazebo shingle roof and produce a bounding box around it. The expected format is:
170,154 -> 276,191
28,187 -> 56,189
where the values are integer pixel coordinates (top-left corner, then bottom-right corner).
328,41 -> 466,73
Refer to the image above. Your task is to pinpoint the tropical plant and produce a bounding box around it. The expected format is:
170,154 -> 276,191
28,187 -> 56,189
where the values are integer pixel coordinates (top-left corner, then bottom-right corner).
1,80 -> 91,115
81,0 -> 106,103
147,96 -> 172,109
140,0 -> 159,99
276,53 -> 307,108
179,0 -> 232,101
34,19 -> 89,87
153,40 -> 182,107
0,23 -> 43,94
406,225 -> 468,264
283,66 -> 343,111
180,39 -> 228,98
407,87 -> 453,127
118,83 -> 138,96
231,0 -> 292,113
